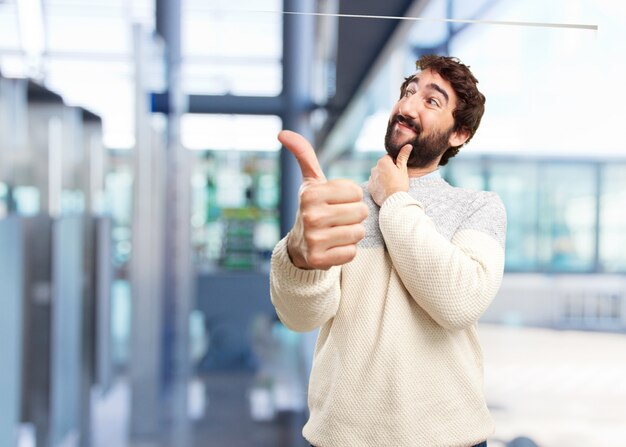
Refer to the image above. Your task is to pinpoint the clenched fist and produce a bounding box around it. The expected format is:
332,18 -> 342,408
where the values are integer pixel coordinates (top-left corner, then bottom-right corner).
278,130 -> 369,270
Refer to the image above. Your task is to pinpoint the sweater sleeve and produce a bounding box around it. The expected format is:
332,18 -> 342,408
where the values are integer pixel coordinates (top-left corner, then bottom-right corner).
378,191 -> 506,331
269,235 -> 342,332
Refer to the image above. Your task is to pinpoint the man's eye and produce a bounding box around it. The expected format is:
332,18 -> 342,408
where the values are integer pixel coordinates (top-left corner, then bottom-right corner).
428,98 -> 440,107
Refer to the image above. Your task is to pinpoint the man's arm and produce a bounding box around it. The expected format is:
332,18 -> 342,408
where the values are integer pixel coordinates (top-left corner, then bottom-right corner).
269,131 -> 368,332
270,236 -> 341,332
379,191 -> 506,330
367,148 -> 505,330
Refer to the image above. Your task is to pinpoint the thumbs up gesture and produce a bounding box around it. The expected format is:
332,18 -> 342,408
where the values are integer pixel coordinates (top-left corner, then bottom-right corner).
279,130 -> 369,270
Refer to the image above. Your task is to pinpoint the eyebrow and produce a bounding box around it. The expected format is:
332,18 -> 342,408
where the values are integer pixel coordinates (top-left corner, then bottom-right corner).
410,77 -> 450,105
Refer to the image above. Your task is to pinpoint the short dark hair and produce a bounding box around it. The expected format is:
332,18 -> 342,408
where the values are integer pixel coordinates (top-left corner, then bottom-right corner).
399,55 -> 486,165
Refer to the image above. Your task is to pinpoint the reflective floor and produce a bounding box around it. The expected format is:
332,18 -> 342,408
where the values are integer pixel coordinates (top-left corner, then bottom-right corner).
87,324 -> 626,447
481,325 -> 626,447
194,371 -> 308,447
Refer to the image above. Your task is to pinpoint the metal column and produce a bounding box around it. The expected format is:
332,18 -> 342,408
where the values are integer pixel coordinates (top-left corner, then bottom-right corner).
157,0 -> 193,445
280,0 -> 316,237
130,24 -> 165,441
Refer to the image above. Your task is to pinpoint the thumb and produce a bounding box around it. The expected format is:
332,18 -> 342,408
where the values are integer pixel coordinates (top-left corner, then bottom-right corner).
396,144 -> 413,170
278,130 -> 326,182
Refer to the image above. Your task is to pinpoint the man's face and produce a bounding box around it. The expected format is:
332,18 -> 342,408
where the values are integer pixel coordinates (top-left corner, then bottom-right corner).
385,69 -> 460,168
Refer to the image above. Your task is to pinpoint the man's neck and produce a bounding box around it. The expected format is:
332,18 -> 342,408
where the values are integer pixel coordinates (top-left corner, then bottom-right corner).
407,163 -> 440,178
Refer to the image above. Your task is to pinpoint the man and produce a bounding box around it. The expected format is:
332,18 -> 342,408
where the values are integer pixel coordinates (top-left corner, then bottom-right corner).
270,55 -> 506,447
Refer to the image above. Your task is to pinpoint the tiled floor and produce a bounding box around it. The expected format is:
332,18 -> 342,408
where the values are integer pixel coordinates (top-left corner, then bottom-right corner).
91,325 -> 626,447
480,325 -> 626,447
91,371 -> 310,447
193,371 -> 309,447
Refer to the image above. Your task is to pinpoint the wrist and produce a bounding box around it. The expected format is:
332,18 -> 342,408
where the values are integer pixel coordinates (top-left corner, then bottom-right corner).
381,190 -> 409,208
382,187 -> 405,203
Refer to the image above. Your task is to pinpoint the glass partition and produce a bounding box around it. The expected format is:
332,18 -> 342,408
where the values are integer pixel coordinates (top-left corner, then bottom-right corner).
329,155 -> 625,274
191,150 -> 280,271
488,160 -> 540,271
537,163 -> 597,272
600,164 -> 626,272
182,0 -> 282,96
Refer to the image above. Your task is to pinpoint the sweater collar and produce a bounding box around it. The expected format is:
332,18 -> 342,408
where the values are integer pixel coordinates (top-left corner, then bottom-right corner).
420,169 -> 441,180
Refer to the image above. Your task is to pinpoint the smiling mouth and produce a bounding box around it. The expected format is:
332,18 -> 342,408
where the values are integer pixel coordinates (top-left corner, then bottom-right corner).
396,121 -> 417,134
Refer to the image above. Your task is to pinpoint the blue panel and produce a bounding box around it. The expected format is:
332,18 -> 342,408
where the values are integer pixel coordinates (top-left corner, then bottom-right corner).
0,217 -> 24,447
196,271 -> 275,370
95,217 -> 114,394
50,216 -> 84,444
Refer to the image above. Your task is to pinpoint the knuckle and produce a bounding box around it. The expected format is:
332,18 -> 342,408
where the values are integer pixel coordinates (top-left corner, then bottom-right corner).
359,203 -> 369,220
307,229 -> 330,248
300,186 -> 319,204
304,232 -> 320,247
354,224 -> 366,241
332,179 -> 362,197
307,253 -> 326,269
344,245 -> 357,262
351,184 -> 364,200
299,189 -> 313,204
302,211 -> 322,228
341,180 -> 363,200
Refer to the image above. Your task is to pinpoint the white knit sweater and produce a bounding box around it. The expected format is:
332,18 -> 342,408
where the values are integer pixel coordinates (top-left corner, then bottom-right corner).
270,176 -> 507,447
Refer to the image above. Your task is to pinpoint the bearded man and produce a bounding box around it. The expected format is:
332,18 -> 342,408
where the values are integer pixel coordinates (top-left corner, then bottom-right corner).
270,55 -> 506,447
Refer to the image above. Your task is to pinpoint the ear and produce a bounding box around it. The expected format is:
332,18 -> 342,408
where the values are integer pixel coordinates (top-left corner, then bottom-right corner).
448,128 -> 470,148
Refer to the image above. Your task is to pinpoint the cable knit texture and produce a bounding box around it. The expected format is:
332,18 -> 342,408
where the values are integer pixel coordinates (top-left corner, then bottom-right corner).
270,176 -> 506,447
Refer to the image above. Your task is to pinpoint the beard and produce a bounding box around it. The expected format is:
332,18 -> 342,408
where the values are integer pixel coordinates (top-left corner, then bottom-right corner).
384,115 -> 453,168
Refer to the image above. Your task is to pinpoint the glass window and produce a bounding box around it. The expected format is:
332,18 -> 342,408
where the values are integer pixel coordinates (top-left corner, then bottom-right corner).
182,0 -> 282,97
0,181 -> 7,218
0,3 -> 21,51
489,161 -> 540,271
0,0 -> 154,149
105,163 -> 133,267
443,157 -> 486,191
181,114 -> 282,151
537,163 -> 597,272
13,185 -> 40,216
182,60 -> 281,96
449,0 -> 619,159
443,159 -> 609,273
327,153 -> 377,184
409,0 -> 448,48
191,150 -> 280,270
599,164 -> 626,272
46,15 -> 130,54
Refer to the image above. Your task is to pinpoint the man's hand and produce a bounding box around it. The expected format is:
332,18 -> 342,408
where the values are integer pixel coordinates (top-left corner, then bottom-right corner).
279,130 -> 369,270
368,144 -> 413,206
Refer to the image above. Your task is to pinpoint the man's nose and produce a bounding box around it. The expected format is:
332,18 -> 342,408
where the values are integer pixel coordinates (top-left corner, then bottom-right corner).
399,95 -> 420,117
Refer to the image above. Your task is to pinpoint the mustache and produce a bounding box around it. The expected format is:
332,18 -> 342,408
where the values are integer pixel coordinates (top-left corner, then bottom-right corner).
393,114 -> 422,134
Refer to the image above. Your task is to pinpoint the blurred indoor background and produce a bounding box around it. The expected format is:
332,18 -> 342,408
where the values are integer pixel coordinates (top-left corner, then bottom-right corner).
1,0 -> 625,446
